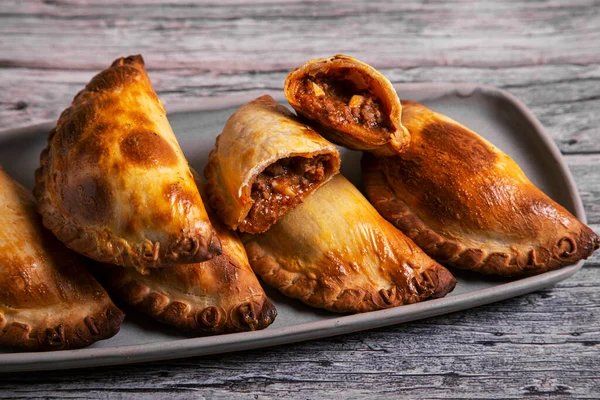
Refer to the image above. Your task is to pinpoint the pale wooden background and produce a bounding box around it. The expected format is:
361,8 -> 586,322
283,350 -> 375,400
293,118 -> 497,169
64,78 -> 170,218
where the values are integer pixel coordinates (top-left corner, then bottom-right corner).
1,0 -> 599,398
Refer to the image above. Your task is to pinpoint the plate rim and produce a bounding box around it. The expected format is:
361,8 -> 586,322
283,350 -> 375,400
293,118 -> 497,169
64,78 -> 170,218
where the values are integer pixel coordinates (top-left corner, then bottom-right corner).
0,82 -> 587,372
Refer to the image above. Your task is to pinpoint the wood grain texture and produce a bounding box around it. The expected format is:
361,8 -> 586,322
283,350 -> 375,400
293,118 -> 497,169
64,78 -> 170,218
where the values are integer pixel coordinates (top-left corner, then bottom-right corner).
0,0 -> 599,398
2,65 -> 599,153
1,0 -> 600,153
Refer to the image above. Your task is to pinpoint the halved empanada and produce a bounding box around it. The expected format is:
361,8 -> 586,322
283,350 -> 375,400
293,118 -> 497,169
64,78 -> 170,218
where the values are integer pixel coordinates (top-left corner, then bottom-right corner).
34,55 -> 221,272
204,95 -> 340,234
242,175 -> 455,313
0,167 -> 124,351
98,185 -> 277,334
362,100 -> 599,277
284,54 -> 409,156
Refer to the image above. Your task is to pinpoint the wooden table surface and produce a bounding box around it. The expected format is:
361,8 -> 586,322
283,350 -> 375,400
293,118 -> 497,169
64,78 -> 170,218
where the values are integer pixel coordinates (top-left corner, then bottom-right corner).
1,1 -> 599,398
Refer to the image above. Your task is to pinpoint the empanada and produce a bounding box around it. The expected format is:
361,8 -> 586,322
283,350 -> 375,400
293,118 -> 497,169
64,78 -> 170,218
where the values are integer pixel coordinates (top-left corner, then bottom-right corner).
204,95 -> 340,234
0,167 -> 124,351
284,54 -> 409,156
362,100 -> 599,277
242,175 -> 455,313
97,185 -> 277,334
34,55 -> 221,272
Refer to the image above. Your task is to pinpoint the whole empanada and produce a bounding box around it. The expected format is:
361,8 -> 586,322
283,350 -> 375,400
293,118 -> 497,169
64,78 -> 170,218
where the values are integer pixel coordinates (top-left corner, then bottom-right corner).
204,95 -> 341,234
242,175 -> 456,313
362,100 -> 599,277
0,167 -> 124,351
284,54 -> 409,156
34,55 -> 221,272
98,185 -> 277,334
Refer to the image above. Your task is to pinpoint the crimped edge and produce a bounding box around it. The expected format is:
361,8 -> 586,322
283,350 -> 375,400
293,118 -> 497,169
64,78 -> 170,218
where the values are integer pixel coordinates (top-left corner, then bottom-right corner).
0,303 -> 124,352
243,239 -> 456,314
361,153 -> 600,277
102,260 -> 277,334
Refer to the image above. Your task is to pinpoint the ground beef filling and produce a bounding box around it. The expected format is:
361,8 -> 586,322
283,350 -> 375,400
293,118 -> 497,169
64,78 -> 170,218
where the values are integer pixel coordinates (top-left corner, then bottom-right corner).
242,156 -> 331,233
296,75 -> 390,132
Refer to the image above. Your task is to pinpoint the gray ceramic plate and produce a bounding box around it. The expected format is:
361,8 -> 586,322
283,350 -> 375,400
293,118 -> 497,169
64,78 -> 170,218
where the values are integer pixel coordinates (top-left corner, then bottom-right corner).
0,83 -> 586,372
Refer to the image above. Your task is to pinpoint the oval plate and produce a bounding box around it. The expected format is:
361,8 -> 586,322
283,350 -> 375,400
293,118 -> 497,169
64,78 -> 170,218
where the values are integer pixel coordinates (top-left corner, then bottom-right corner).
0,83 -> 586,372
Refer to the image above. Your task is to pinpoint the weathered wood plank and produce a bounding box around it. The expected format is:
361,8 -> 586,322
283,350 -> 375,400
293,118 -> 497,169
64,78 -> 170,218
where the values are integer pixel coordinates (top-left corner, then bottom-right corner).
1,0 -> 599,71
566,154 -> 600,225
1,0 -> 598,146
1,0 -> 599,151
1,65 -> 600,154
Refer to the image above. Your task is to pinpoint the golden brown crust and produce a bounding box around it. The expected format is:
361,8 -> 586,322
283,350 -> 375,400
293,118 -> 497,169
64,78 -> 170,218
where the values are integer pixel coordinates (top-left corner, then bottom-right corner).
204,94 -> 341,234
242,175 -> 455,313
284,54 -> 409,156
34,55 -> 221,272
99,259 -> 276,335
96,184 -> 277,334
362,100 -> 600,277
0,167 -> 124,351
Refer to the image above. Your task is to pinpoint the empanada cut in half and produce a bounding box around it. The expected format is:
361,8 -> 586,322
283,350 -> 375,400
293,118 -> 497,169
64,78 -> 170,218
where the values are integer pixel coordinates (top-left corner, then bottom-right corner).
362,100 -> 600,277
204,95 -> 341,234
0,167 -> 124,351
98,186 -> 277,335
35,55 -> 221,272
242,175 -> 456,313
284,54 -> 409,156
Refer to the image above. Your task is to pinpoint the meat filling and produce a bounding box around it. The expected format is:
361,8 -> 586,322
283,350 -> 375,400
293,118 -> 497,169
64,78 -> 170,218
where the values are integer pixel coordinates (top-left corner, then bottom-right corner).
296,74 -> 390,132
242,155 -> 333,233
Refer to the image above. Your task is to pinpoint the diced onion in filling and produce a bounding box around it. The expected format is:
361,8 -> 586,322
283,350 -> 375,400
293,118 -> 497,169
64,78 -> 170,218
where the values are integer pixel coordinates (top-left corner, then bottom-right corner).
296,75 -> 390,131
241,155 -> 333,233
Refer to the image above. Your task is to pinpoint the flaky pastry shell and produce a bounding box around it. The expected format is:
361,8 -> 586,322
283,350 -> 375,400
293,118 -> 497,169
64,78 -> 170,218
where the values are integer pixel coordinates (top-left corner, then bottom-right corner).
362,100 -> 599,277
204,95 -> 340,234
98,185 -> 277,334
242,175 -> 455,313
284,54 -> 409,156
0,167 -> 124,351
34,55 -> 221,272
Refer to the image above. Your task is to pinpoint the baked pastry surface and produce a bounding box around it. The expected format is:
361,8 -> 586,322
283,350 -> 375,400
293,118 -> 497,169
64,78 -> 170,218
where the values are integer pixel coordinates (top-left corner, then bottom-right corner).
34,55 -> 221,272
204,95 -> 340,234
98,184 -> 277,334
362,100 -> 599,276
0,167 -> 124,351
242,174 -> 456,313
285,54 -> 409,156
